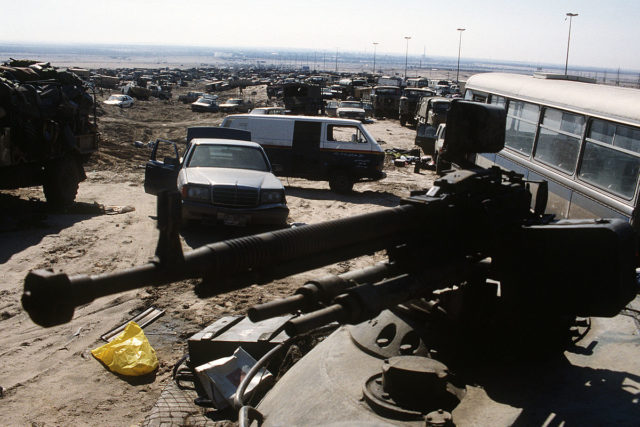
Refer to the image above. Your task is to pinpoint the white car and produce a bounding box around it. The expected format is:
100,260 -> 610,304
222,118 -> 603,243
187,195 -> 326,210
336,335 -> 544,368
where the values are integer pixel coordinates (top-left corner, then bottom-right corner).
103,94 -> 134,108
144,134 -> 289,227
250,107 -> 287,115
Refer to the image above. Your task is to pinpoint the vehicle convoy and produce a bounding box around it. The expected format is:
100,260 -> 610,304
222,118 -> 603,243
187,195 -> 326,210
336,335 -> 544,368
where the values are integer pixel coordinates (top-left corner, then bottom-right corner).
221,114 -> 385,192
371,85 -> 402,118
22,102 -> 639,426
0,60 -> 98,207
398,87 -> 435,126
142,128 -> 289,226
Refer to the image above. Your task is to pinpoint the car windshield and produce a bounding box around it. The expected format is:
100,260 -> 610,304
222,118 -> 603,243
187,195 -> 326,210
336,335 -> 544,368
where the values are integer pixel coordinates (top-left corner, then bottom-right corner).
375,88 -> 400,95
108,95 -> 125,100
196,98 -> 213,104
226,99 -> 241,105
187,144 -> 269,171
433,102 -> 451,113
339,101 -> 362,108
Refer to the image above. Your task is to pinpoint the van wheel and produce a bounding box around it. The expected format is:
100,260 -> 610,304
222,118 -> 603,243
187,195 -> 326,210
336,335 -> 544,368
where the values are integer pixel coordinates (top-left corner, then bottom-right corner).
329,172 -> 354,193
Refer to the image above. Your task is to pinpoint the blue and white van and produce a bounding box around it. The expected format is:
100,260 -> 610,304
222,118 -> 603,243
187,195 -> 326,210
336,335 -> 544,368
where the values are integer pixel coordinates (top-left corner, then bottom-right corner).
221,115 -> 385,192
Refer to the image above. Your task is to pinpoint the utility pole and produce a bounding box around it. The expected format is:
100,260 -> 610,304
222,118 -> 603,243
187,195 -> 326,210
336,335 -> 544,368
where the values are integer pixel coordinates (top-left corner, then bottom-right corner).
456,28 -> 465,83
565,13 -> 578,75
372,42 -> 379,74
404,36 -> 411,79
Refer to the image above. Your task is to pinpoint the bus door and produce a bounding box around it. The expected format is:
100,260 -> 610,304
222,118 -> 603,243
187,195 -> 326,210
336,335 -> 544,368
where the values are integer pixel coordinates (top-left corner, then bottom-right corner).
292,121 -> 322,176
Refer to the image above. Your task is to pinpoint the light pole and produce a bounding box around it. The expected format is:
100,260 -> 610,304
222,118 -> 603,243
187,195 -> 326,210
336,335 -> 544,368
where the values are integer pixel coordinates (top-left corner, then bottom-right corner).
456,28 -> 465,83
372,42 -> 379,74
565,13 -> 578,75
404,36 -> 411,80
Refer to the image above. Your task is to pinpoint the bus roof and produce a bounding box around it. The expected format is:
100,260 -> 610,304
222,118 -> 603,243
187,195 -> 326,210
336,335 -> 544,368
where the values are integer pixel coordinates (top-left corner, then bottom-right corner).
465,72 -> 640,127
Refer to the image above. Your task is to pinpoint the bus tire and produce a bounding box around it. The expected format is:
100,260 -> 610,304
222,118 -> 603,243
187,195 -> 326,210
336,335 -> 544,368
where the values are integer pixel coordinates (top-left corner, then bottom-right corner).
329,172 -> 354,193
43,155 -> 80,208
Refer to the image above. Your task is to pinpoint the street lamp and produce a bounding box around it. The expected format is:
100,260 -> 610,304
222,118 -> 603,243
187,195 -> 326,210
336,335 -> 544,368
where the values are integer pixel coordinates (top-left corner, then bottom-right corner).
456,28 -> 465,83
372,42 -> 379,74
565,13 -> 578,75
404,36 -> 411,79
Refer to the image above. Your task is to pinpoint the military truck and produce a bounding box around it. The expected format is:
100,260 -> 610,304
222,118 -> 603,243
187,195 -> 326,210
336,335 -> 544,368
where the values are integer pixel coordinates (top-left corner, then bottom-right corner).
414,96 -> 451,155
370,85 -> 402,119
398,87 -> 435,126
282,83 -> 323,115
0,60 -> 98,207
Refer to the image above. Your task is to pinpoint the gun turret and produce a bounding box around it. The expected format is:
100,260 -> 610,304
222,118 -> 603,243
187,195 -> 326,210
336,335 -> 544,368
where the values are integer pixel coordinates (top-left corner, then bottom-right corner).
21,101 -> 638,330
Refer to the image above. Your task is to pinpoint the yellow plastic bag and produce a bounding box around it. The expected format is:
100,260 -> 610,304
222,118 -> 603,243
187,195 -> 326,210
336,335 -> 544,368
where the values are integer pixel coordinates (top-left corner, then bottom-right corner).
91,321 -> 158,376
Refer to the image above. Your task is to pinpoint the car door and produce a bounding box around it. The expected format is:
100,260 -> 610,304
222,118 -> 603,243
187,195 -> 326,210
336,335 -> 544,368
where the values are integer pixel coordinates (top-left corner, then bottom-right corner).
144,139 -> 181,195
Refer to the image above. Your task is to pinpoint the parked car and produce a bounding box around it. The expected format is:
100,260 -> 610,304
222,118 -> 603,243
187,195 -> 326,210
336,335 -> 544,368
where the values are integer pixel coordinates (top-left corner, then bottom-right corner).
178,91 -> 205,104
250,107 -> 287,115
325,100 -> 339,117
103,94 -> 134,108
219,98 -> 253,113
191,97 -> 219,113
143,130 -> 289,227
336,100 -> 366,122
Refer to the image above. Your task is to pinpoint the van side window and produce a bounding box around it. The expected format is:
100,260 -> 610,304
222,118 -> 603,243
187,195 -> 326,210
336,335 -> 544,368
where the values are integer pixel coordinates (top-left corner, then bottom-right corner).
534,108 -> 584,174
578,118 -> 640,199
327,125 -> 365,143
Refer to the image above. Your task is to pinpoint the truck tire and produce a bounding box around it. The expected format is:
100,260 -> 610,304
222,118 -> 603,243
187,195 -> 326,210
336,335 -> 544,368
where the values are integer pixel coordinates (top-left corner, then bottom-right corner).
329,172 -> 354,193
43,156 -> 80,208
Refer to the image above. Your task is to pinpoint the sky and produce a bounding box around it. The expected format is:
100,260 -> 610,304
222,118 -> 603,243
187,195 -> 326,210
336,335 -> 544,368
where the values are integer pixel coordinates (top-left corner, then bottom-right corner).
2,0 -> 640,70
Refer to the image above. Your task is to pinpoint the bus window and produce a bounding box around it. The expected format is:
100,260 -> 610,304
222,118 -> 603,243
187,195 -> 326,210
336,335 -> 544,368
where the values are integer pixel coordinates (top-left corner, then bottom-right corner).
579,119 -> 640,199
489,95 -> 506,107
534,108 -> 583,174
505,101 -> 539,156
614,124 -> 640,153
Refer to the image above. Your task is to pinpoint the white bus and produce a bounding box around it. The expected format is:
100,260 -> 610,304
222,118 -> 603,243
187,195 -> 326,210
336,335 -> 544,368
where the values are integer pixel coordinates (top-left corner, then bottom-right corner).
465,72 -> 640,231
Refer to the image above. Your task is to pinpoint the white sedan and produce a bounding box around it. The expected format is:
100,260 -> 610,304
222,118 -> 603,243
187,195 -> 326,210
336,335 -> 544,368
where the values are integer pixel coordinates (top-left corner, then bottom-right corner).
103,94 -> 134,108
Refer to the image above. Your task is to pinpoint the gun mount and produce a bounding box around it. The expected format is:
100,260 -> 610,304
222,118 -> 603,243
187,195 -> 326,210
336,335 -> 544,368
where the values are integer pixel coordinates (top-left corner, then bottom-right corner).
20,101 -> 639,425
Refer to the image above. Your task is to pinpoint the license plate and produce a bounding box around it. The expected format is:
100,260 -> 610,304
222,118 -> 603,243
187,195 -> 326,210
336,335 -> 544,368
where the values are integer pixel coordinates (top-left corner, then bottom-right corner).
218,213 -> 249,226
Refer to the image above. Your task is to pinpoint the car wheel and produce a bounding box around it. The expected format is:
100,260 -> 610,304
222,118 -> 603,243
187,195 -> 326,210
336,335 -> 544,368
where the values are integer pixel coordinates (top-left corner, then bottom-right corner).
329,172 -> 354,193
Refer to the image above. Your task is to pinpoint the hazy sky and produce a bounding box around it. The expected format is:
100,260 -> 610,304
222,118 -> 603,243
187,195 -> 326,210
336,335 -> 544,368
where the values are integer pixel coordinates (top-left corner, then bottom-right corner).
2,0 -> 639,70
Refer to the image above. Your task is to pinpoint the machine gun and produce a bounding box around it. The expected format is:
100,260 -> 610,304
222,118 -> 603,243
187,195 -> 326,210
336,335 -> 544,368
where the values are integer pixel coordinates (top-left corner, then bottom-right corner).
21,101 -> 638,425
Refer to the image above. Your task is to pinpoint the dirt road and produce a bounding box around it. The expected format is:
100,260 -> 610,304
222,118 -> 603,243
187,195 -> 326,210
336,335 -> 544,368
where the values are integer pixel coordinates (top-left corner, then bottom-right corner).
0,86 -> 437,425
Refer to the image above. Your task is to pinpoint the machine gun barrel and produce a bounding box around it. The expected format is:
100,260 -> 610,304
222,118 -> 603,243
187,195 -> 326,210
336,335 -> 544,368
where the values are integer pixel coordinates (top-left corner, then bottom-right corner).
247,262 -> 398,322
22,202 -> 429,327
284,258 -> 473,336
